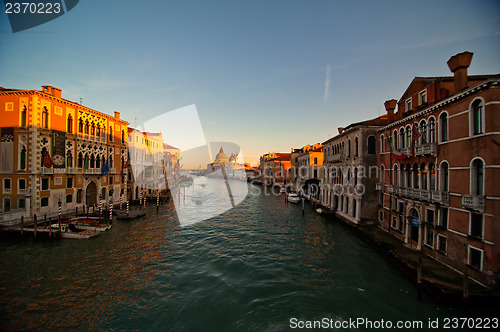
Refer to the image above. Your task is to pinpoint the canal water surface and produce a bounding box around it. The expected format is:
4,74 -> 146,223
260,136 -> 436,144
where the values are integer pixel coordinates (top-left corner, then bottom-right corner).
0,179 -> 473,331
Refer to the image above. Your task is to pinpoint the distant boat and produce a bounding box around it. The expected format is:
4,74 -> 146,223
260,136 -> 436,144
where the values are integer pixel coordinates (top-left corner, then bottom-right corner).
64,217 -> 111,232
316,208 -> 323,215
287,193 -> 300,204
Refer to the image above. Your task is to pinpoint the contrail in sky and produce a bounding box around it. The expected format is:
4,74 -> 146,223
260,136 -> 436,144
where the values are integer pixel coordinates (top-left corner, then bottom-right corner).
324,63 -> 331,105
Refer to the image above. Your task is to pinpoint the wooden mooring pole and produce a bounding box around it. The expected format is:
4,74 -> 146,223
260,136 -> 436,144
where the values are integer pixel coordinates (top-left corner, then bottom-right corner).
48,217 -> 52,237
417,257 -> 423,301
20,216 -> 24,236
33,214 -> 37,239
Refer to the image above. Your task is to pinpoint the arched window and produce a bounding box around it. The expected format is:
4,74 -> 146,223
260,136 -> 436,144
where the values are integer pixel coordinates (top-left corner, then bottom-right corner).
429,163 -> 436,191
67,114 -> 73,133
91,122 -> 95,136
84,154 -> 89,169
393,164 -> 398,186
428,117 -> 436,143
78,118 -> 83,133
347,139 -> 351,157
399,128 -> 405,149
354,137 -> 359,156
109,155 -> 113,169
412,163 -> 419,189
42,106 -> 49,129
380,165 -> 385,184
471,99 -> 484,135
90,154 -> 95,168
41,147 -> 47,167
405,126 -> 412,148
420,164 -> 427,190
419,120 -> 427,144
393,130 -> 398,150
122,130 -> 125,143
439,112 -> 448,142
405,164 -> 411,188
121,156 -> 125,169
367,135 -> 376,154
77,152 -> 83,168
353,199 -> 357,218
85,120 -> 89,134
471,159 -> 484,196
66,150 -> 73,167
380,135 -> 385,153
96,155 -> 101,169
109,126 -> 113,141
21,106 -> 27,127
20,146 -> 26,170
440,162 -> 449,192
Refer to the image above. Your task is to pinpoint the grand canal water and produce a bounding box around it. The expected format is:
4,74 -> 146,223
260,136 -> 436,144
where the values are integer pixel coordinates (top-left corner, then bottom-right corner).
0,179 -> 480,331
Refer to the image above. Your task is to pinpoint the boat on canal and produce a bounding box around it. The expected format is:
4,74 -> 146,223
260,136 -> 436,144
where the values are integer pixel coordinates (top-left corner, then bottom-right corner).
46,223 -> 100,239
287,193 -> 300,204
64,217 -> 112,232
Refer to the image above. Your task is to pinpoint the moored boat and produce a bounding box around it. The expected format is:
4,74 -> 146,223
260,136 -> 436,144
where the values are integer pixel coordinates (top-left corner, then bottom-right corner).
287,193 -> 300,204
47,223 -> 100,239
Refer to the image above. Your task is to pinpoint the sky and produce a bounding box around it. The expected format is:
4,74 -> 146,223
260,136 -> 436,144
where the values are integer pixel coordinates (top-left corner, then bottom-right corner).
1,0 -> 499,167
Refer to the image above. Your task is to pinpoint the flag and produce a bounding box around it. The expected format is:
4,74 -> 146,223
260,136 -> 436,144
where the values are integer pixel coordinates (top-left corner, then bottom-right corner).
385,130 -> 407,160
121,159 -> 129,176
43,151 -> 53,168
101,158 -> 109,175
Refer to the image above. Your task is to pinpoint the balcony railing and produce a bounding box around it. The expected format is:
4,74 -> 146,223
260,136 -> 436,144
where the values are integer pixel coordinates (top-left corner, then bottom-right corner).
67,167 -> 77,174
42,167 -> 53,174
415,143 -> 437,156
400,147 -> 413,156
375,183 -> 383,191
387,185 -> 394,193
462,194 -> 485,211
431,190 -> 449,204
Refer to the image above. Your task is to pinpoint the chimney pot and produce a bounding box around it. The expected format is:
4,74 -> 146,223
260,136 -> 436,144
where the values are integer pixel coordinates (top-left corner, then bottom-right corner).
384,99 -> 397,123
114,111 -> 120,119
447,52 -> 473,93
338,127 -> 344,134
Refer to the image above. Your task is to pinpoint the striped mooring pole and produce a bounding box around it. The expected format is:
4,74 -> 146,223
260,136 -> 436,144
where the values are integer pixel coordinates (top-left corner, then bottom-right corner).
109,199 -> 113,221
120,194 -> 123,210
126,197 -> 129,216
156,192 -> 159,214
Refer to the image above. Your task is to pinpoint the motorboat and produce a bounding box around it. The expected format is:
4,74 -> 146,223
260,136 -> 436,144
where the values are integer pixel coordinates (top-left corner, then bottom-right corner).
287,193 -> 300,204
316,208 -> 323,214
65,217 -> 111,231
47,223 -> 100,239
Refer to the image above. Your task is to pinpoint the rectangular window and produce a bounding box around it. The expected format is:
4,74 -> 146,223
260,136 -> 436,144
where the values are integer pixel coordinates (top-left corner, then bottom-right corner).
66,194 -> 73,203
470,213 -> 483,238
67,177 -> 73,189
77,189 -> 83,204
3,198 -> 11,212
3,178 -> 11,194
426,209 -> 435,225
398,215 -> 404,232
18,178 -> 26,190
18,198 -> 25,209
425,227 -> 434,247
109,176 -> 113,185
468,246 -> 483,270
391,216 -> 397,228
437,235 -> 447,253
438,208 -> 448,228
419,90 -> 427,105
41,197 -> 49,207
379,211 -> 384,222
41,178 -> 49,190
406,98 -> 412,112
398,201 -> 404,214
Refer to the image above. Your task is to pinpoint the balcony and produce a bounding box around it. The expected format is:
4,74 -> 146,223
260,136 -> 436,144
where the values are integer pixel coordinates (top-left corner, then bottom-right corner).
387,185 -> 394,193
462,194 -> 485,212
400,147 -> 413,156
375,183 -> 383,191
415,143 -> 437,156
42,167 -> 53,174
329,154 -> 344,163
431,190 -> 449,205
67,167 -> 77,174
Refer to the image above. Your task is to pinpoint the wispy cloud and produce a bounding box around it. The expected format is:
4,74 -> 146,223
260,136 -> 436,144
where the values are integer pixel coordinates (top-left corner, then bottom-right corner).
324,63 -> 331,105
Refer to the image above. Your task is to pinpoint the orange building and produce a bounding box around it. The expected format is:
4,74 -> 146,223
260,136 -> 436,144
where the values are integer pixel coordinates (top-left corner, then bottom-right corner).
377,52 -> 500,286
0,85 -> 129,223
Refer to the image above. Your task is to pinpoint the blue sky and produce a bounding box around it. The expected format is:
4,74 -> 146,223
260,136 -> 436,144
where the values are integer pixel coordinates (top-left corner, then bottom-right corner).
1,0 -> 499,166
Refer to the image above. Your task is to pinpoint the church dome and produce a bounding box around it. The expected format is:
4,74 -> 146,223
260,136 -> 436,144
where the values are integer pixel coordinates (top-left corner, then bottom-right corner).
214,146 -> 228,165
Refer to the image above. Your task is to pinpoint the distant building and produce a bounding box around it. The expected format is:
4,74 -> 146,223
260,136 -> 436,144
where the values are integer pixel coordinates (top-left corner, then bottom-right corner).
207,146 -> 246,180
0,85 -> 128,223
296,144 -> 323,199
377,52 -> 500,287
321,117 -> 386,224
259,152 -> 291,186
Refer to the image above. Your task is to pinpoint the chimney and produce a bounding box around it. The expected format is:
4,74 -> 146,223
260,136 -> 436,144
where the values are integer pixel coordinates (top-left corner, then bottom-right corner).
384,99 -> 397,123
114,111 -> 120,119
41,85 -> 62,98
338,127 -> 343,134
447,51 -> 473,94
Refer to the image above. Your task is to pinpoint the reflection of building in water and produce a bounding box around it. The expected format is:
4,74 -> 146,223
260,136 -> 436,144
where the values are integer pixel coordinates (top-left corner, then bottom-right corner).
127,128 -> 180,200
207,146 -> 246,180
0,85 -> 129,223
